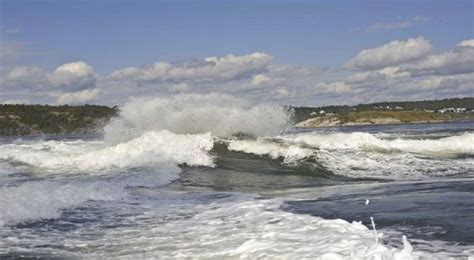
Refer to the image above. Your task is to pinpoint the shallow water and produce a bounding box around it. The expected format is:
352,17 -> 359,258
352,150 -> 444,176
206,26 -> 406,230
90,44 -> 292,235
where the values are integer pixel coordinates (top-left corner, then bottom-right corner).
0,119 -> 473,258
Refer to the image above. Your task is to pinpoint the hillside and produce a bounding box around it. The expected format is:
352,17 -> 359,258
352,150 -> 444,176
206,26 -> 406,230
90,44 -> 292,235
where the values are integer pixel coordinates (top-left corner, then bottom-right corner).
0,104 -> 117,136
293,97 -> 474,128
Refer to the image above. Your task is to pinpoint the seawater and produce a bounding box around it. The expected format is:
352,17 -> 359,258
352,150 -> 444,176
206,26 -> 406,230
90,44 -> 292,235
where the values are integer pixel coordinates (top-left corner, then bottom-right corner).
0,94 -> 473,259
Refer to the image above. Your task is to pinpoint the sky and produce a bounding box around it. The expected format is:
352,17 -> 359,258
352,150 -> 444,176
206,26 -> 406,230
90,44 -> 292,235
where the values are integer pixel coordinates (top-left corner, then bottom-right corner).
1,0 -> 473,106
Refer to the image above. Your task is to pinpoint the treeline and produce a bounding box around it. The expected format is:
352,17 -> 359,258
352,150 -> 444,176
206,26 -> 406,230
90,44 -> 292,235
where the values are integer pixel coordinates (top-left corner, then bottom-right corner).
292,97 -> 474,123
0,104 -> 117,136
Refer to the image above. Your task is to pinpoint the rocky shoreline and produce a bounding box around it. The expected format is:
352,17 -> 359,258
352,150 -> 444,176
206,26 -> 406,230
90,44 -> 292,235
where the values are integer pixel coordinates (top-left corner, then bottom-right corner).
294,114 -> 471,128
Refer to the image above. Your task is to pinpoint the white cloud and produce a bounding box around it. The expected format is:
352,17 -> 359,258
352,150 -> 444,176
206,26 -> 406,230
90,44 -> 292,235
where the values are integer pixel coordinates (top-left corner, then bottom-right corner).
251,74 -> 272,86
168,83 -> 190,93
276,87 -> 290,97
2,99 -> 30,105
57,88 -> 101,105
109,52 -> 273,83
347,67 -> 410,83
2,39 -> 472,107
346,37 -> 432,70
50,61 -> 96,90
267,64 -> 320,77
458,39 -> 474,48
403,42 -> 474,76
356,16 -> 429,33
5,66 -> 48,86
317,81 -> 352,94
2,61 -> 97,92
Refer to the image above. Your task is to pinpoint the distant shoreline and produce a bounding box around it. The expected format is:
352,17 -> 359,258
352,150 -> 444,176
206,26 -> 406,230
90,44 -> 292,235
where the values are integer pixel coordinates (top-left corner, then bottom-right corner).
292,97 -> 474,128
0,104 -> 117,136
293,111 -> 474,128
1,97 -> 473,136
294,117 -> 474,129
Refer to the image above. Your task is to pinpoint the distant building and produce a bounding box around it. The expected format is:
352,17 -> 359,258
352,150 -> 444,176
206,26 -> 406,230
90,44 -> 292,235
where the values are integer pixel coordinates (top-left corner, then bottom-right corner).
438,107 -> 466,113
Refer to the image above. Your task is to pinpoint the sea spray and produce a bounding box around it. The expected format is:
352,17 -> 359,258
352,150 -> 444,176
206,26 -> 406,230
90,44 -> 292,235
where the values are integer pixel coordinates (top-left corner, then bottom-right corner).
103,93 -> 292,143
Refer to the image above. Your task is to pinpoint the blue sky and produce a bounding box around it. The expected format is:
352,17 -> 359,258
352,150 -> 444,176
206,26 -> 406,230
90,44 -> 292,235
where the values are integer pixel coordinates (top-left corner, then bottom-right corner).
1,0 -> 473,105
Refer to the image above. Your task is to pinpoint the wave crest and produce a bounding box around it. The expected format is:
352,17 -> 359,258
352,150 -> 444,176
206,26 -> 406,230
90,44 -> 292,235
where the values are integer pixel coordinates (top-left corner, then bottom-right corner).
0,130 -> 215,172
104,94 -> 291,143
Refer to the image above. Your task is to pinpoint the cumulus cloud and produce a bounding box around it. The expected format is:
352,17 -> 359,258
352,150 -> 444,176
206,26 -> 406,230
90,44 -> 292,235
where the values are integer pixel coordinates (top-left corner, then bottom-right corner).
458,39 -> 474,48
49,61 -> 96,90
168,83 -> 190,93
2,40 -> 472,106
403,41 -> 474,76
57,88 -> 101,105
2,61 -> 97,93
346,37 -> 432,70
347,67 -> 410,83
109,52 -> 273,83
250,73 -> 284,87
251,74 -> 272,86
4,66 -> 48,87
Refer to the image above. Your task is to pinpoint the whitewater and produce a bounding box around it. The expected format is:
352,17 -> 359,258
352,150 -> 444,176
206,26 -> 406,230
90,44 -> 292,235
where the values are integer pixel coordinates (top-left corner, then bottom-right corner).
0,94 -> 473,259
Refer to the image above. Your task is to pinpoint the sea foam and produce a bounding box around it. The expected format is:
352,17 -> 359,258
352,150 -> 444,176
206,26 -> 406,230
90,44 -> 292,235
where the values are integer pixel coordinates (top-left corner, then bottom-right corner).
0,130 -> 215,172
226,131 -> 474,179
103,93 -> 291,143
0,179 -> 123,225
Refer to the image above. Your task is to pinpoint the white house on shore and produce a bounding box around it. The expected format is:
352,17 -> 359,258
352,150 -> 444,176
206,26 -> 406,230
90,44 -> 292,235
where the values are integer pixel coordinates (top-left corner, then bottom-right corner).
438,108 -> 467,113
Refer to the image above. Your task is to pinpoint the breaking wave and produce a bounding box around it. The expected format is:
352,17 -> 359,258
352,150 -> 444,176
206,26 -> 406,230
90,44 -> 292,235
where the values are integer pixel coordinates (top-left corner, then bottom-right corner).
0,130 -> 214,173
281,132 -> 474,157
104,93 -> 291,143
226,131 -> 474,179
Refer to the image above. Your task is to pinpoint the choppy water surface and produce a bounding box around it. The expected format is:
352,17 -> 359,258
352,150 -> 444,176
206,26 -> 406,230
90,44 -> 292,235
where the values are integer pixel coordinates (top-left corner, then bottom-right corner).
0,95 -> 473,259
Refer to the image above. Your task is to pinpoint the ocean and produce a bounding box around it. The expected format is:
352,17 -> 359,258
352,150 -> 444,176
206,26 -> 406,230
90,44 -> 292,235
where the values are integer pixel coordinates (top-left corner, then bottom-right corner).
0,95 -> 473,259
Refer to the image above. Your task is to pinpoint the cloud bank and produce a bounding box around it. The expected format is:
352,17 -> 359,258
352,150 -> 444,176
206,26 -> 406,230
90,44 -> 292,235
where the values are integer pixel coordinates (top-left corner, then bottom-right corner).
1,38 -> 473,106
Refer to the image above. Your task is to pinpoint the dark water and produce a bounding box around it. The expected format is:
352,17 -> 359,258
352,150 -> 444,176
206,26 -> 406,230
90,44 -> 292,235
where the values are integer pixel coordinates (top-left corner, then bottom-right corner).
0,122 -> 473,258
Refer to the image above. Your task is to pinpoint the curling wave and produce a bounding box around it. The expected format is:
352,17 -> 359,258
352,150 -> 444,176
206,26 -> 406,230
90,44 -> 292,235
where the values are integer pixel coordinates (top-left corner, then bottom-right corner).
0,130 -> 214,173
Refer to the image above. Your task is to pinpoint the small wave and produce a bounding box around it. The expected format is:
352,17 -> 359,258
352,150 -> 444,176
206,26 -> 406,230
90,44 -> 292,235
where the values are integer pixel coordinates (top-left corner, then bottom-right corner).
227,138 -> 314,165
282,132 -> 474,157
220,132 -> 474,180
